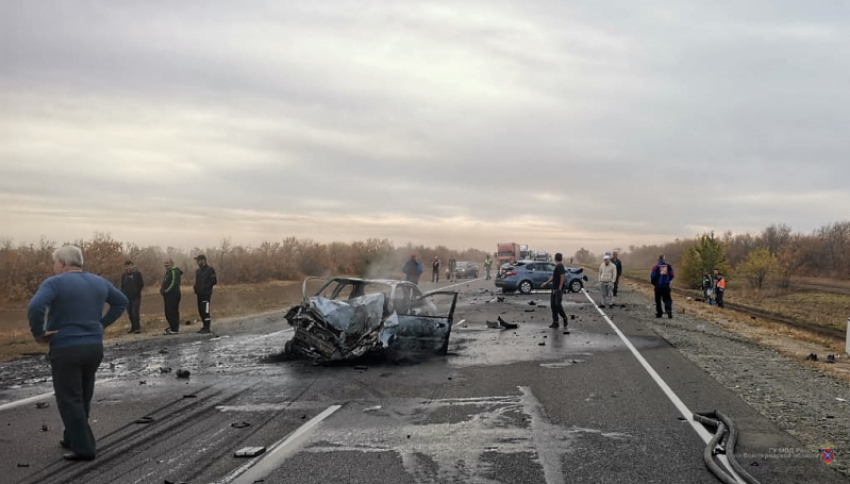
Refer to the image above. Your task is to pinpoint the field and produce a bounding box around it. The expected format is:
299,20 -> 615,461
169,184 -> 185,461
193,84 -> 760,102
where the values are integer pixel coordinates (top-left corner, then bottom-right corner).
0,281 -> 305,362
619,266 -> 850,335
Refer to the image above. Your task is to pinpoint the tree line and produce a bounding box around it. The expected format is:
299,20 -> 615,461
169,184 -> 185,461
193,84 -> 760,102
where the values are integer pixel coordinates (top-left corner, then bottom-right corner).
0,233 -> 489,303
574,221 -> 850,290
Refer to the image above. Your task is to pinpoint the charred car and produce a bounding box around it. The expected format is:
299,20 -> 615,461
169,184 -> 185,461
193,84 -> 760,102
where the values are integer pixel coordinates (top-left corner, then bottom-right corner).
283,277 -> 459,362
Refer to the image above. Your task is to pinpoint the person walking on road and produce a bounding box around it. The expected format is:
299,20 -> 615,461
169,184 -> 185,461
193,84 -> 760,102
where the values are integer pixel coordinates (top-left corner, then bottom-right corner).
161,258 -> 183,334
543,252 -> 569,331
599,254 -> 617,308
611,251 -> 623,296
484,255 -> 493,280
701,271 -> 714,305
27,245 -> 128,461
403,254 -> 420,284
650,254 -> 675,318
447,256 -> 457,282
120,260 -> 145,334
431,256 -> 441,283
194,254 -> 217,334
714,270 -> 726,308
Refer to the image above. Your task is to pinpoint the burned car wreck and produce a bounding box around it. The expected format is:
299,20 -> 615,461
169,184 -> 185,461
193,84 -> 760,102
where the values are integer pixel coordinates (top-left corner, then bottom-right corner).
283,278 -> 459,362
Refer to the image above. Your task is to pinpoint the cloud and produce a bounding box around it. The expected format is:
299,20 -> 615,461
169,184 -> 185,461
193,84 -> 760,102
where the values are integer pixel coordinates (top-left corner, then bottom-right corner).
0,0 -> 847,254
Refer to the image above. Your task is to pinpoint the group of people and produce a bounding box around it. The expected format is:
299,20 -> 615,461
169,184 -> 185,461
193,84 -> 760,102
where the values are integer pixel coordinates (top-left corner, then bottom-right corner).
26,246 -> 220,461
404,254 -> 495,284
120,254 -> 218,335
701,269 -> 726,308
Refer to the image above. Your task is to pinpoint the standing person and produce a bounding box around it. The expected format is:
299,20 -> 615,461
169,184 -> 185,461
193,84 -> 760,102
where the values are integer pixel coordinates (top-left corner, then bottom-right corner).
161,258 -> 183,334
543,253 -> 569,330
701,271 -> 714,305
27,245 -> 128,461
714,271 -> 726,308
402,254 -> 420,284
447,256 -> 457,282
599,254 -> 617,308
650,255 -> 675,318
120,260 -> 145,334
431,256 -> 441,283
484,255 -> 493,280
193,254 -> 217,334
611,251 -> 623,296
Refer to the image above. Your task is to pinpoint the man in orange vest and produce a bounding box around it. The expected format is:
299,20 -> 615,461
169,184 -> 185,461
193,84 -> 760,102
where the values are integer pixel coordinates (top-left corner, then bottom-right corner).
714,269 -> 726,308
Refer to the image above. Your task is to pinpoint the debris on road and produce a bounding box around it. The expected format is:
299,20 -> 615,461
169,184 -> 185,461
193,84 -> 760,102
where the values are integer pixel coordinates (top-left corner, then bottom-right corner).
283,278 -> 458,362
364,405 -> 382,412
497,317 -> 518,330
159,367 -> 172,374
182,394 -> 197,399
234,446 -> 266,458
806,353 -> 818,361
41,423 -> 48,432
35,401 -> 49,409
176,369 -> 191,379
231,421 -> 251,429
827,354 -> 836,364
134,416 -> 155,424
486,320 -> 500,329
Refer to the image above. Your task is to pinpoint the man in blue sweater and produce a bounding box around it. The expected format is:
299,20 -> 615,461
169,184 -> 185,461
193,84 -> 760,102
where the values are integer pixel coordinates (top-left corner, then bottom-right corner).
28,245 -> 128,461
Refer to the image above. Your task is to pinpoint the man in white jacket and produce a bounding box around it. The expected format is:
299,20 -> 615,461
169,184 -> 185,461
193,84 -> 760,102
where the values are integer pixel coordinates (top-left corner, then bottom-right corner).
599,254 -> 617,308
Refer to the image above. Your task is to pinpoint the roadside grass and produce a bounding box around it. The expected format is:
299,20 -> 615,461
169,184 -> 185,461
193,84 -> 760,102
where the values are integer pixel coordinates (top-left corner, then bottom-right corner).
0,280 -> 303,363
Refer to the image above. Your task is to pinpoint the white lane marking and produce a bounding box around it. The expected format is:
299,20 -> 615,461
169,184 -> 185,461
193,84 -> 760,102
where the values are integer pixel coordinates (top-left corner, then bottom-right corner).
222,404 -> 342,484
582,290 -> 745,484
0,391 -> 54,412
439,277 -> 485,290
252,328 -> 294,340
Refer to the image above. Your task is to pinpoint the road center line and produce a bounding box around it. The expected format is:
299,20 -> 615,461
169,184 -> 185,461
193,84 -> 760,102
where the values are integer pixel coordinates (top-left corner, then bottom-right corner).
222,404 -> 342,484
581,290 -> 745,484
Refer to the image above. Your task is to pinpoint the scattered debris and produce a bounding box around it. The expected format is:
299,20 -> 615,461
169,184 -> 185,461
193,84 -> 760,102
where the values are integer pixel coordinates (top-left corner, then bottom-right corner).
134,416 -> 155,424
750,316 -> 757,320
485,321 -> 500,329
496,297 -> 505,302
139,380 -> 147,385
528,301 -> 536,306
364,405 -> 382,412
538,342 -> 545,346
159,367 -> 172,374
176,369 -> 191,379
827,354 -> 836,364
41,423 -> 49,432
158,349 -> 168,355
16,463 -> 29,468
185,320 -> 193,325
497,317 -> 518,330
182,394 -> 197,399
231,421 -> 251,429
836,398 -> 848,403
806,353 -> 818,362
234,446 -> 267,458
36,401 -> 50,409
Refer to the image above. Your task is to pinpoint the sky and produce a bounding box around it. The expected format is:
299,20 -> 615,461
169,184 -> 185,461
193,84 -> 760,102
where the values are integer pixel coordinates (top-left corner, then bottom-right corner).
1,1 -> 848,255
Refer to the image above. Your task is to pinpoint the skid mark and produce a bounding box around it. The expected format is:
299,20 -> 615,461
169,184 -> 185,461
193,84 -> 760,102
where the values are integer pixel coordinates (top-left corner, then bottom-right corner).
299,388 -> 630,484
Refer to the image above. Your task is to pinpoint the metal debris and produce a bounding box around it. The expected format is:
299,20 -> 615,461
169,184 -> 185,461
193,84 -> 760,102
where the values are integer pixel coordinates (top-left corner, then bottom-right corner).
36,401 -> 49,409
234,446 -> 267,458
176,369 -> 191,379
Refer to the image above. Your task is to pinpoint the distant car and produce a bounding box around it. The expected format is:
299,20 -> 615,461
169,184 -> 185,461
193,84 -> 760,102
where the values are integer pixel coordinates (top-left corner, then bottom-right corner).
495,260 -> 587,294
454,261 -> 479,279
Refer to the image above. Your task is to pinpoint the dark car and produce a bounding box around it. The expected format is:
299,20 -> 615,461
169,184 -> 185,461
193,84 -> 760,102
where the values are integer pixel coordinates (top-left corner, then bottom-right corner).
495,261 -> 586,294
454,261 -> 479,279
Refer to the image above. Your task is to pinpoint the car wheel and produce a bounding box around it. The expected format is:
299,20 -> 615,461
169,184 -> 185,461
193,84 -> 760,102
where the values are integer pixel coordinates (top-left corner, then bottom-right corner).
569,279 -> 583,293
519,280 -> 533,294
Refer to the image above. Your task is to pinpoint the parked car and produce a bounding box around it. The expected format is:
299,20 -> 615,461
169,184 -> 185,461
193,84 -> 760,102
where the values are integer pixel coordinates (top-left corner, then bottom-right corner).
495,260 -> 587,294
283,277 -> 459,361
454,261 -> 479,279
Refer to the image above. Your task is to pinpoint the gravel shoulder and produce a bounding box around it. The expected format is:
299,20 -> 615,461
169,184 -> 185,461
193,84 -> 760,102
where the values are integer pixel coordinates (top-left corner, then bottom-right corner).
610,280 -> 850,476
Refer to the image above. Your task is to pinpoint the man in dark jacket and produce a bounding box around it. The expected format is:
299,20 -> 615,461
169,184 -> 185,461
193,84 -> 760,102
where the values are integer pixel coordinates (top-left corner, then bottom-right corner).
402,254 -> 420,284
120,260 -> 145,334
194,254 -> 218,334
611,251 -> 623,296
161,258 -> 183,334
650,254 -> 674,319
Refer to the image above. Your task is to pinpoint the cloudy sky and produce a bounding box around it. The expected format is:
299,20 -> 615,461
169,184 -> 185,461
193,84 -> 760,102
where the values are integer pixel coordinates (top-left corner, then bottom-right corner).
1,1 -> 847,254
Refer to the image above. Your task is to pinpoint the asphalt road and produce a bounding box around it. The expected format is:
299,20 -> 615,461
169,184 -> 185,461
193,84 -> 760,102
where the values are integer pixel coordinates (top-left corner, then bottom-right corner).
0,277 -> 843,484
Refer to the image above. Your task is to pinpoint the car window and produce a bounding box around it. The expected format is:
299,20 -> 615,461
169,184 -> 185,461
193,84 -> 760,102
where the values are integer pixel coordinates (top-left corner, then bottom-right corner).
545,264 -> 556,272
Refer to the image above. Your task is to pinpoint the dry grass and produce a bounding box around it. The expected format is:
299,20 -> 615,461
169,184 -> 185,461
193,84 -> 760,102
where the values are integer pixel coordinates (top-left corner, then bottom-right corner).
0,280 -> 304,363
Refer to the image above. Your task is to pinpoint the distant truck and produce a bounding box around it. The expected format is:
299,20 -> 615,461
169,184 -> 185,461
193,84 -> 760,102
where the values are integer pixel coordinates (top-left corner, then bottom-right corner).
496,242 -> 521,265
532,251 -> 551,262
519,244 -> 532,260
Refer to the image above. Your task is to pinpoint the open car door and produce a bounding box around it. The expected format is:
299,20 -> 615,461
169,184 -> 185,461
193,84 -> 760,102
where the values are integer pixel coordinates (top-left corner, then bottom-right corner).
392,291 -> 459,355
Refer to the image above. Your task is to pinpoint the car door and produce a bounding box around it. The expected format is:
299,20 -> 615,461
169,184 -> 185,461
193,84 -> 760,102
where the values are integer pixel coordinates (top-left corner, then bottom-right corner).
526,264 -> 546,288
